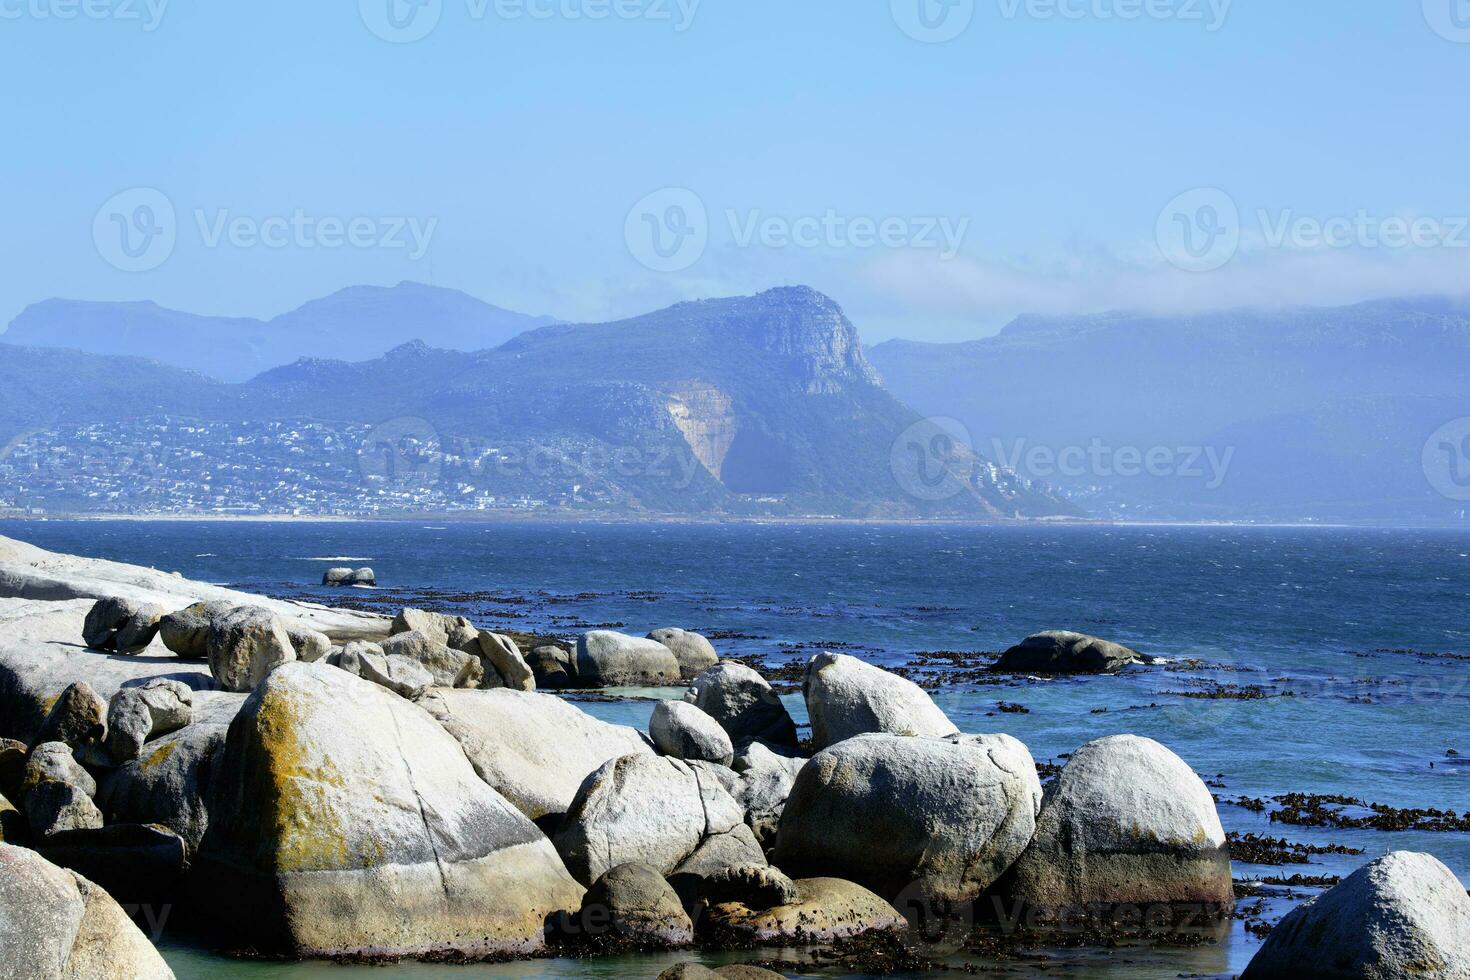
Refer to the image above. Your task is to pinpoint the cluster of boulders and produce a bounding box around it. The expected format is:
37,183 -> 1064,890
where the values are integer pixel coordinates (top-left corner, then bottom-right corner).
1,540 -> 1466,980
321,566 -> 375,586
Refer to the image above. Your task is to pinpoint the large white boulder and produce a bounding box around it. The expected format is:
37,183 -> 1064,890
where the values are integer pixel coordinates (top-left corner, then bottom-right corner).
421,688 -> 653,824
774,732 -> 1042,901
576,631 -> 681,687
1001,734 -> 1233,910
553,753 -> 751,886
1243,851 -> 1470,980
206,606 -> 296,693
802,653 -> 957,749
196,662 -> 583,958
650,700 -> 734,766
0,842 -> 175,979
647,628 -> 720,680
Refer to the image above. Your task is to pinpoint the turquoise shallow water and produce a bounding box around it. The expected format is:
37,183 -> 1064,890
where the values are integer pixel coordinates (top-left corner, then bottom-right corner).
4,519 -> 1467,979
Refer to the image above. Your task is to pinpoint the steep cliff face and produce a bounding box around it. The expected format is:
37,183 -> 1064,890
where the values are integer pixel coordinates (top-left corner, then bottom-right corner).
733,286 -> 882,394
665,383 -> 738,481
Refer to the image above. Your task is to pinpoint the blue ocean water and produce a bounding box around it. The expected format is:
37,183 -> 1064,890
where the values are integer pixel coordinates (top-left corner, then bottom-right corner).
4,519 -> 1468,979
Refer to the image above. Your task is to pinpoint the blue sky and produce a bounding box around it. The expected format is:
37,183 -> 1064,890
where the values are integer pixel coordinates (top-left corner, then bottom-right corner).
1,0 -> 1466,342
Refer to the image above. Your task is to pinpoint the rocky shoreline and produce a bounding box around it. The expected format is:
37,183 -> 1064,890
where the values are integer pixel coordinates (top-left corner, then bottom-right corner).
1,533 -> 1467,979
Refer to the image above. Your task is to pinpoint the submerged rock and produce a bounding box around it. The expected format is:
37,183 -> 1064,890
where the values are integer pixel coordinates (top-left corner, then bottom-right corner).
0,842 -> 176,979
657,965 -> 787,980
422,688 -> 653,825
650,700 -> 735,766
1243,851 -> 1470,979
992,630 -> 1145,675
1000,734 -> 1233,911
576,631 -> 682,687
774,732 -> 1041,901
648,628 -> 720,680
206,606 -> 296,693
683,664 -> 798,749
701,877 -> 905,945
802,653 -> 956,750
196,662 -> 583,958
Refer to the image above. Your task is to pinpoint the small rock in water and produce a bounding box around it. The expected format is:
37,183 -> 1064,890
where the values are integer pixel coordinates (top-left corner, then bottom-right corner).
991,630 -> 1145,675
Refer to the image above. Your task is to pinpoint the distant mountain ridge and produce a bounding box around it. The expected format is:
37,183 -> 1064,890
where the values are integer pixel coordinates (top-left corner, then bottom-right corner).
2,282 -> 556,382
0,287 -> 1066,519
869,296 -> 1470,522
